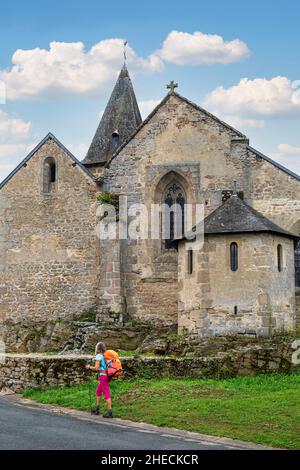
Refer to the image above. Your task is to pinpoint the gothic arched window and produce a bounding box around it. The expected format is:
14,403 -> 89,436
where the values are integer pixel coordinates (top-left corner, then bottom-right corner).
295,239 -> 300,287
163,182 -> 186,250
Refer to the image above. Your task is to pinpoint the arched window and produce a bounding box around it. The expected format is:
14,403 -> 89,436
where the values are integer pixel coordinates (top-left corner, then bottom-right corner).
164,182 -> 185,249
230,242 -> 238,272
43,157 -> 56,193
295,239 -> 300,286
111,131 -> 120,153
277,244 -> 283,272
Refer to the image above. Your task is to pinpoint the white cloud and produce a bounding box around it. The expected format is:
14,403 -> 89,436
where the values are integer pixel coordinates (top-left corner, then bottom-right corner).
0,32 -> 251,101
0,142 -> 35,158
0,80 -> 5,104
138,99 -> 160,119
67,143 -> 89,159
277,143 -> 300,155
0,110 -> 35,182
1,39 -> 163,101
270,143 -> 300,175
159,30 -> 250,65
204,76 -> 300,116
0,110 -> 31,142
218,114 -> 266,130
0,142 -> 37,182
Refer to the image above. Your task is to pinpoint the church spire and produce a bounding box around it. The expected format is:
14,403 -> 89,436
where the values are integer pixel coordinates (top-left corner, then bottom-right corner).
83,63 -> 142,166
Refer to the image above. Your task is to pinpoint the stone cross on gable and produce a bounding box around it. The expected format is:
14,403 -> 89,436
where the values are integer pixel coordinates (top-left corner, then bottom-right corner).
167,80 -> 178,93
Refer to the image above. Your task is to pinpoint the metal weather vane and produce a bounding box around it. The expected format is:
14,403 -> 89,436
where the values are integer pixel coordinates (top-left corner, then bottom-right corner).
123,40 -> 128,64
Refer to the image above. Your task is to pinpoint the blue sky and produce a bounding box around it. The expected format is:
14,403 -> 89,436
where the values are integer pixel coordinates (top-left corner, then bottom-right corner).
0,0 -> 300,181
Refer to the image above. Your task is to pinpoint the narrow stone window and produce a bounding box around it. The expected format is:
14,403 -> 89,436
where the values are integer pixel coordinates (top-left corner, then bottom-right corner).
277,244 -> 283,272
187,249 -> 193,275
50,161 -> 56,183
230,242 -> 238,272
43,157 -> 56,193
296,239 -> 300,287
111,131 -> 120,153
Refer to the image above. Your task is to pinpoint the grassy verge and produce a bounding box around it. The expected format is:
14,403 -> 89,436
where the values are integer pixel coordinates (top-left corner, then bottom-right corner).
23,373 -> 300,449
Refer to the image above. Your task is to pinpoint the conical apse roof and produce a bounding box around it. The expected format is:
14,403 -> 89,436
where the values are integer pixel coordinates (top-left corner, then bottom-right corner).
83,65 -> 142,165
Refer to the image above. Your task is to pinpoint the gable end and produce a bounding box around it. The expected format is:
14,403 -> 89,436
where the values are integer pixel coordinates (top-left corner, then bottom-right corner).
248,145 -> 300,182
0,133 -> 95,190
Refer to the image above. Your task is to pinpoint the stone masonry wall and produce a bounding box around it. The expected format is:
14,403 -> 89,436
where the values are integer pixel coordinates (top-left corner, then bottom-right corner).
0,93 -> 299,345
0,137 -> 100,339
0,344 -> 299,393
101,94 -> 249,324
178,233 -> 296,338
246,148 -> 300,233
101,93 -> 300,325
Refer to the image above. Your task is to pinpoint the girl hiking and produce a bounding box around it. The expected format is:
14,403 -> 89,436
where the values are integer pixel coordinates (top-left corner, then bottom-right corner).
86,341 -> 113,418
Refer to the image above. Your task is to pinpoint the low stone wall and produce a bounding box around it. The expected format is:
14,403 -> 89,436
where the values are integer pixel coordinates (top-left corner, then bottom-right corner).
0,354 -> 92,393
0,318 -> 172,354
0,341 -> 299,393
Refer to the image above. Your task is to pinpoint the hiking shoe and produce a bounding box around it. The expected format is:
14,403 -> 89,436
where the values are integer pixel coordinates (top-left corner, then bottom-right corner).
103,410 -> 113,418
91,407 -> 100,415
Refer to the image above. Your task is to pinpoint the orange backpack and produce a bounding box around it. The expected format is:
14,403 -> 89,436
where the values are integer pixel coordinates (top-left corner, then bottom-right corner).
103,350 -> 123,379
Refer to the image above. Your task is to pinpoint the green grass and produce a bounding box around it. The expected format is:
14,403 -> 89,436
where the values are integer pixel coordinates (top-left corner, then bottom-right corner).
23,373 -> 300,449
118,350 -> 140,357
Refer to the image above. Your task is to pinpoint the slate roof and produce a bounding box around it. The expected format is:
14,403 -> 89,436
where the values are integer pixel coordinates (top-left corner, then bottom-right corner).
183,194 -> 299,241
83,64 -> 142,165
0,133 -> 95,190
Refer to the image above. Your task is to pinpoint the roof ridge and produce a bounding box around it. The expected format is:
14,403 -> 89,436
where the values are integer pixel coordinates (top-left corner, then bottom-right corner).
202,195 -> 298,239
172,91 -> 247,139
247,145 -> 300,182
0,133 -> 95,190
105,91 -> 247,168
231,197 -> 297,235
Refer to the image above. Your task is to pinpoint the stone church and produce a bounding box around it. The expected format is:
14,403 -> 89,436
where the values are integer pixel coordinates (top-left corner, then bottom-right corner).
0,64 -> 300,350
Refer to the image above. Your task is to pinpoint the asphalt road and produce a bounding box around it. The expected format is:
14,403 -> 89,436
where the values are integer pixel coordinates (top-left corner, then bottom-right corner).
0,397 -> 253,450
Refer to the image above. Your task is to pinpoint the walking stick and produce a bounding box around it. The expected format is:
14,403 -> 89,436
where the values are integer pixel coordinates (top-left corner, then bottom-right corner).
86,361 -> 93,414
88,378 -> 93,414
